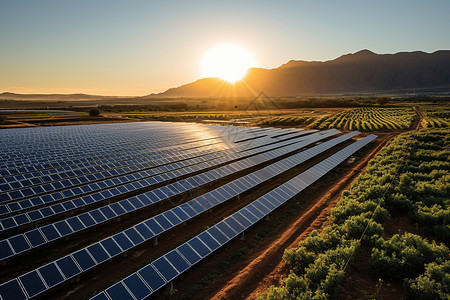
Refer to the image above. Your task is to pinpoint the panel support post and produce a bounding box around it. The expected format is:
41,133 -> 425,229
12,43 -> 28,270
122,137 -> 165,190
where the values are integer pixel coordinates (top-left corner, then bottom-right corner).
240,231 -> 245,240
154,236 -> 158,246
169,281 -> 174,295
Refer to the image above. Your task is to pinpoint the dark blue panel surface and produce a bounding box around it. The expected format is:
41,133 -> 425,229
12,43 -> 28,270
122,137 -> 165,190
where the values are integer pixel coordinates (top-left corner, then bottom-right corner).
240,208 -> 258,223
19,270 -> 46,298
196,196 -> 213,209
145,219 -> 163,235
246,204 -> 264,219
73,249 -> 96,271
105,282 -> 134,300
55,256 -> 81,279
128,197 -> 143,209
188,200 -> 204,214
41,224 -> 61,242
207,226 -> 229,245
113,232 -> 134,251
110,202 -> 126,216
224,217 -> 245,234
177,244 -> 201,265
152,257 -> 178,282
90,210 -> 106,223
24,229 -> 46,247
216,221 -> 238,239
123,273 -> 152,300
67,216 -> 85,232
78,213 -> 96,227
179,203 -> 196,217
198,232 -> 220,251
54,221 -> 73,236
9,235 -> 30,253
170,208 -> 189,224
165,250 -> 189,273
187,237 -> 211,258
120,200 -> 134,212
163,210 -> 181,226
232,212 -> 252,228
138,265 -> 165,292
87,243 -> 110,264
124,228 -> 144,245
134,223 -> 154,240
154,214 -> 172,230
0,279 -> 27,300
100,238 -> 122,257
39,263 -> 64,288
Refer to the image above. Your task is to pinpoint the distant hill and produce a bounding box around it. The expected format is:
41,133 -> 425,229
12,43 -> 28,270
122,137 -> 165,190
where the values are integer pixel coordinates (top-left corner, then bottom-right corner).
151,50 -> 450,97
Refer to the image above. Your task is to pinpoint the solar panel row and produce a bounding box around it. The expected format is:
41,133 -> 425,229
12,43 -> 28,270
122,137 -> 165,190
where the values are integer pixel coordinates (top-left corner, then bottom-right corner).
0,133 -> 371,300
0,129 -> 330,232
0,123 -> 228,171
0,130 -> 339,260
0,123 -> 286,171
89,135 -> 377,300
0,127 -> 310,206
0,139 -> 228,194
0,142 -> 229,205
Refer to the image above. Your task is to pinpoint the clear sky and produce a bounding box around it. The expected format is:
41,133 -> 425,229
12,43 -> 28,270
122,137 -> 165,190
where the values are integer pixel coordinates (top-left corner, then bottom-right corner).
1,0 -> 449,96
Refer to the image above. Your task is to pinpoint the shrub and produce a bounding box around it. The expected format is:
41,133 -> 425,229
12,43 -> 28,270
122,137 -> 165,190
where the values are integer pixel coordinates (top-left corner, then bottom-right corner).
89,109 -> 100,117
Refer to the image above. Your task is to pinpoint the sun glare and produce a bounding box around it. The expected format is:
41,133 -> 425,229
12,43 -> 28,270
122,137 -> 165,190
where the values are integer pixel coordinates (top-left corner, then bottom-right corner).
201,43 -> 256,83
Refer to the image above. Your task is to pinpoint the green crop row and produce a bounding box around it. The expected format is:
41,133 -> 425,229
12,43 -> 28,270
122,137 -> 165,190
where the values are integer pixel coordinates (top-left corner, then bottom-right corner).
421,106 -> 450,128
258,128 -> 450,300
258,116 -> 315,126
310,107 -> 416,131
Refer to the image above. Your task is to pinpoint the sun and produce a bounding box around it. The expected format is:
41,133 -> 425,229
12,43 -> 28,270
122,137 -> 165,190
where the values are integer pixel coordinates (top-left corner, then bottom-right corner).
201,43 -> 256,83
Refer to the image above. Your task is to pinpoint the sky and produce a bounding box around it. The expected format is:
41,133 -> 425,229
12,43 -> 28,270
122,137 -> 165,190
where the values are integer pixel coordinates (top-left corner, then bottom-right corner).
1,0 -> 449,96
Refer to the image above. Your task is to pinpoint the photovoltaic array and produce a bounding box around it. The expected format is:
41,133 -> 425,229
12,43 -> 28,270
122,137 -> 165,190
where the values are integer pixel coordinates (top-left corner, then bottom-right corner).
0,122 -> 376,299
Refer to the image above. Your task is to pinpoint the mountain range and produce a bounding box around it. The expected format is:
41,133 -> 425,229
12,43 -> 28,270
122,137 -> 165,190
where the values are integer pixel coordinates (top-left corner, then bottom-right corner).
151,50 -> 450,97
2,50 -> 450,100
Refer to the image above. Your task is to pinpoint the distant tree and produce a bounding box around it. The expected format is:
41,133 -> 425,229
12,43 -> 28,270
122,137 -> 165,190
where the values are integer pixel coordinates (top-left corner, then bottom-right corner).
376,97 -> 389,106
89,109 -> 100,117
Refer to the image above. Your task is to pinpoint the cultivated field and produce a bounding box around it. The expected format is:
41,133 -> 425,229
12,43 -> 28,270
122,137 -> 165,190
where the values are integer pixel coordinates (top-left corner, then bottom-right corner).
0,102 -> 449,300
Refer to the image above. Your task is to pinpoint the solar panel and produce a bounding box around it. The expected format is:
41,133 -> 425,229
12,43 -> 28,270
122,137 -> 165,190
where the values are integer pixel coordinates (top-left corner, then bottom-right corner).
113,233 -> 134,251
19,270 -> 46,298
105,282 -> 134,300
177,243 -> 201,266
124,228 -> 144,245
198,232 -> 220,251
72,249 -> 96,271
0,279 -> 27,300
8,235 -> 30,253
87,243 -> 110,264
100,238 -> 122,258
38,263 -> 65,288
187,237 -> 211,258
123,273 -> 152,299
165,249 -> 190,273
152,256 -> 178,282
137,264 -> 166,292
55,256 -> 81,279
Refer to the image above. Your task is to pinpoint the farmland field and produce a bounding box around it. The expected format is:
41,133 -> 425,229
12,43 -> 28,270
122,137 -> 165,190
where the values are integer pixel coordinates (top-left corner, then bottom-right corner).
258,127 -> 450,300
0,103 -> 449,300
0,121 -> 377,299
420,105 -> 450,128
310,107 -> 416,131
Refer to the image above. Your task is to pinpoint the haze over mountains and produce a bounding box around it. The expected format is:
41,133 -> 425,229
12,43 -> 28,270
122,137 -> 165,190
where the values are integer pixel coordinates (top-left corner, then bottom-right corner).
2,50 -> 450,100
153,50 -> 450,97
